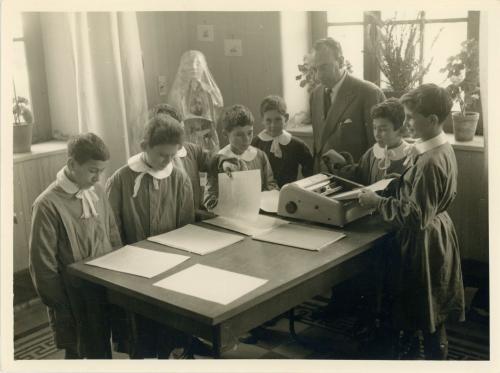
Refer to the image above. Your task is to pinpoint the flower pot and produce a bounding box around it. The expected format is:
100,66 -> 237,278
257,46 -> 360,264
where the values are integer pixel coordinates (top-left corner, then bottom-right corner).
452,112 -> 479,142
13,122 -> 33,153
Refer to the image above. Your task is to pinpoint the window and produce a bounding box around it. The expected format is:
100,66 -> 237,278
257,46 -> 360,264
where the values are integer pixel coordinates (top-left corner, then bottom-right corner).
12,12 -> 33,124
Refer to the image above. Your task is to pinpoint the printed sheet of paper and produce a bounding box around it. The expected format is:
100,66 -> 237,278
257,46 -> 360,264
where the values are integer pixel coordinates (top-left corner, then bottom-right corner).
153,264 -> 268,305
212,169 -> 261,220
253,223 -> 346,251
260,190 -> 280,213
86,245 -> 189,278
148,224 -> 244,255
204,214 -> 289,236
332,178 -> 395,201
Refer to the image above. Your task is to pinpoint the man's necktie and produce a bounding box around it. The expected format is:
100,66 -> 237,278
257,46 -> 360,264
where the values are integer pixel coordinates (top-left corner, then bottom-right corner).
324,88 -> 332,118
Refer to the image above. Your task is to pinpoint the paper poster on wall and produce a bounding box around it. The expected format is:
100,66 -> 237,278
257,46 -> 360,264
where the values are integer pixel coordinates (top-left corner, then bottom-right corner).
224,39 -> 243,56
197,25 -> 214,42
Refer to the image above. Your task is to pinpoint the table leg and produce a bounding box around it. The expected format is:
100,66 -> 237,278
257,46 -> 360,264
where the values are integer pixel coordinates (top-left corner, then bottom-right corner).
212,326 -> 221,359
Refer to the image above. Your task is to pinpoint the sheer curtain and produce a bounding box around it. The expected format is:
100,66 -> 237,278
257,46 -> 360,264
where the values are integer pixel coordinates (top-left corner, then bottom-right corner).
68,12 -> 148,174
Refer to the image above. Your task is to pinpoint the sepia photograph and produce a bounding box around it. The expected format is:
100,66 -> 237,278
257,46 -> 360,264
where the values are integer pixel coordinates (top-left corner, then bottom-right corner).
1,0 -> 499,372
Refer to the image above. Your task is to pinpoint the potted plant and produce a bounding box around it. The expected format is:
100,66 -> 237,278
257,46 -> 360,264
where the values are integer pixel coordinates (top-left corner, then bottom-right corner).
440,39 -> 480,141
13,84 -> 34,153
366,12 -> 439,98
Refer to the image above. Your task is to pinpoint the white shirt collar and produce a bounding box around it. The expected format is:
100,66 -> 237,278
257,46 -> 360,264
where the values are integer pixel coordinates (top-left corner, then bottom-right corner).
372,140 -> 412,161
326,70 -> 347,99
127,152 -> 173,179
413,132 -> 448,155
218,144 -> 258,162
257,129 -> 292,146
175,146 -> 187,158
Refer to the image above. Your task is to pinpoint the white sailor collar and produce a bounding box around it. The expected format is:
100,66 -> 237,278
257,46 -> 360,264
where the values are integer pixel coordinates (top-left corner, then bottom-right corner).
372,140 -> 412,161
56,166 -> 81,194
127,152 -> 173,179
413,132 -> 448,155
218,144 -> 258,162
257,129 -> 292,146
176,146 -> 187,158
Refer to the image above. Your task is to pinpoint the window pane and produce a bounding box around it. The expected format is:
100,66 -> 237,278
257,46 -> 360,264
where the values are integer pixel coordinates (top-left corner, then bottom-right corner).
12,41 -> 33,123
327,25 -> 364,79
423,22 -> 467,85
381,11 -> 422,22
425,10 -> 468,19
327,10 -> 363,23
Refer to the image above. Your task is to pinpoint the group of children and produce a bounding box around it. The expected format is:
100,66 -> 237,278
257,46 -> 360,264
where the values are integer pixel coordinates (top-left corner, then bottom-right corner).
28,84 -> 464,360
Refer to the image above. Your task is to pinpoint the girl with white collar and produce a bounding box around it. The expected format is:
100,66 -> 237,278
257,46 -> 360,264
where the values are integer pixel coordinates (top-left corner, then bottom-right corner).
204,104 -> 278,210
105,115 -> 195,359
359,85 -> 465,360
325,98 -> 411,186
251,95 -> 313,187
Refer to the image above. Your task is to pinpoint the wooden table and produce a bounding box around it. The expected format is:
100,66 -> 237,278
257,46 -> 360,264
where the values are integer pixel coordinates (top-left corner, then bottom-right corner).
68,215 -> 392,357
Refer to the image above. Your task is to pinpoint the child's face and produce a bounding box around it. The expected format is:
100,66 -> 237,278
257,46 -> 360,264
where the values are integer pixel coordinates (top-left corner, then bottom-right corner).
225,125 -> 253,155
403,105 -> 436,140
262,110 -> 288,137
68,159 -> 108,189
373,118 -> 401,148
144,143 -> 180,171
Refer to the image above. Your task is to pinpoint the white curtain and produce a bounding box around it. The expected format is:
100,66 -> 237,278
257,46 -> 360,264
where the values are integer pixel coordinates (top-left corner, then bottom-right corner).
68,12 -> 148,174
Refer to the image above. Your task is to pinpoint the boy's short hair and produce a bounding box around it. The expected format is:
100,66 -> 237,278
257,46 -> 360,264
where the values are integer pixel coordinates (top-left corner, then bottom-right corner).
67,132 -> 110,164
150,103 -> 183,122
221,104 -> 254,132
371,98 -> 405,130
142,115 -> 184,148
313,37 -> 343,61
400,84 -> 453,124
260,95 -> 288,117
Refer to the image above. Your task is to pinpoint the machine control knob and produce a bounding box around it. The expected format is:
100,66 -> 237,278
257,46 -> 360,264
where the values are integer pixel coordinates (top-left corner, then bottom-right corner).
285,201 -> 298,214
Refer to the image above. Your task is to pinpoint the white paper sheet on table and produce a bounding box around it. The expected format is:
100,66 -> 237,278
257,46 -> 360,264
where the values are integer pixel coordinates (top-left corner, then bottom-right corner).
212,169 -> 261,220
153,264 -> 268,305
252,223 -> 346,251
147,224 -> 244,255
260,190 -> 280,213
85,245 -> 189,278
332,178 -> 395,201
204,214 -> 289,236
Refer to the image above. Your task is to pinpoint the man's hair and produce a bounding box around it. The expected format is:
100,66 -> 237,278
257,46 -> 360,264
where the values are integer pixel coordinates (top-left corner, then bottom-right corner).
312,37 -> 344,61
371,98 -> 405,130
221,104 -> 254,132
142,114 -> 184,148
400,84 -> 453,124
67,133 -> 110,164
260,95 -> 288,117
150,103 -> 183,122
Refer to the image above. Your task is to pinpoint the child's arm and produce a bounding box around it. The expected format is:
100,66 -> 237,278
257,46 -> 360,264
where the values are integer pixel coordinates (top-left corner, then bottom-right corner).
298,140 -> 314,178
29,200 -> 70,309
203,159 -> 220,210
177,177 -> 196,226
262,153 -> 278,190
105,173 -> 126,244
376,162 -> 446,229
337,150 -> 370,185
195,144 -> 212,173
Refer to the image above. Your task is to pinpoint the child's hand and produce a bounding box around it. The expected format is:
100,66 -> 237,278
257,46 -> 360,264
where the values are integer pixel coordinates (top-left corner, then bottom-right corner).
321,149 -> 346,172
358,189 -> 381,208
222,161 -> 238,178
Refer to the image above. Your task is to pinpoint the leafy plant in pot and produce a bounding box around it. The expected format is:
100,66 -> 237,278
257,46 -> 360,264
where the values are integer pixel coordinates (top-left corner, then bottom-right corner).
440,39 -> 480,142
13,88 -> 34,153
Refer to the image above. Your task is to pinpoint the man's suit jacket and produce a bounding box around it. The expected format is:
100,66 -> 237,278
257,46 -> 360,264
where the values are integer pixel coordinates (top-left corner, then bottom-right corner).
310,74 -> 386,172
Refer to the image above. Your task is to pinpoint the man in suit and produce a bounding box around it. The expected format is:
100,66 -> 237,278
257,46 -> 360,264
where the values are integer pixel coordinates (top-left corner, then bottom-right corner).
310,37 -> 386,172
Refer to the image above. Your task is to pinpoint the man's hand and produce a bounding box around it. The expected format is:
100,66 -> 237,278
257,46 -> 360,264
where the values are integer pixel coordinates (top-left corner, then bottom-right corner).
321,149 -> 346,173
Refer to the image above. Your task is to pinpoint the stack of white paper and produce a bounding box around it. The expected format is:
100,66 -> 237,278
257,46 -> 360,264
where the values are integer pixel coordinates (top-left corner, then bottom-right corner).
148,224 -> 244,255
252,223 -> 346,251
85,245 -> 189,278
260,190 -> 280,213
153,264 -> 268,305
204,214 -> 289,236
332,178 -> 395,201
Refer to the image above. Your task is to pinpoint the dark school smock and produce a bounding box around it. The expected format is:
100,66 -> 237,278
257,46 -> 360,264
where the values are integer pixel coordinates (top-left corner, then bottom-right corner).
251,129 -> 313,188
29,168 -> 122,358
376,132 -> 465,333
173,142 -> 211,210
204,145 -> 278,210
338,140 -> 412,186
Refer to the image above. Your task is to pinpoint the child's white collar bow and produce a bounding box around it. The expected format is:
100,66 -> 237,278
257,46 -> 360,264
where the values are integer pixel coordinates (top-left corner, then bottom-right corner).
128,152 -> 173,198
257,130 -> 292,158
56,167 -> 99,219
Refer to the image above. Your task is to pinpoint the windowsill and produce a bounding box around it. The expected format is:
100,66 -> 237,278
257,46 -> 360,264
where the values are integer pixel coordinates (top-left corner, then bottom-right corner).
288,125 -> 485,152
13,140 -> 66,163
